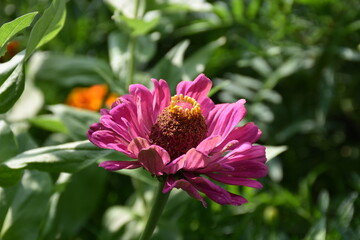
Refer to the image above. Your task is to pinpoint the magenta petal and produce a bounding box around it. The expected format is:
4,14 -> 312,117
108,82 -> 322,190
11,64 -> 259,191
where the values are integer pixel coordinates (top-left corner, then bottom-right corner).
127,137 -> 150,156
165,148 -> 212,174
129,84 -> 155,133
207,99 -> 246,139
206,173 -> 263,188
185,173 -> 248,206
99,160 -> 141,171
176,74 -> 212,102
228,193 -> 248,206
107,103 -> 144,139
151,79 -> 170,117
163,155 -> 186,174
88,124 -> 134,157
221,160 -> 268,178
214,122 -> 262,152
137,145 -> 171,176
196,136 -> 221,155
224,145 -> 267,164
183,148 -> 212,171
163,176 -> 207,207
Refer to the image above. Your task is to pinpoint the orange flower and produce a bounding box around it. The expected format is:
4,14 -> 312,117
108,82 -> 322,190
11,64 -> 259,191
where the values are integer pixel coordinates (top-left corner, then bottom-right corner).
66,84 -> 120,111
0,41 -> 21,63
66,85 -> 108,111
105,93 -> 120,108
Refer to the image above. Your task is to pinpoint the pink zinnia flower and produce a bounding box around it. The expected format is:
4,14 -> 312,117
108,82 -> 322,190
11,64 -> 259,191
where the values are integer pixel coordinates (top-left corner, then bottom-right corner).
88,74 -> 267,206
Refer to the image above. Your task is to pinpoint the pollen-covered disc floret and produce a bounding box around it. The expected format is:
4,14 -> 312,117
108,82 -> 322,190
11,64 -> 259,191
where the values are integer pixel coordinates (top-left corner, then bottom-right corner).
149,94 -> 208,159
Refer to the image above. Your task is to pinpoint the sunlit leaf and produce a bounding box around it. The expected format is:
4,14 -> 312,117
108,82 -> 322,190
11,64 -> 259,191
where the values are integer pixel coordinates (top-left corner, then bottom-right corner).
183,37 -> 226,81
265,145 -> 287,162
25,0 -> 66,59
151,40 -> 189,90
0,170 -> 52,240
49,104 -> 100,141
3,140 -> 110,173
0,12 -> 38,56
0,121 -> 18,163
0,59 -> 24,113
29,115 -> 68,133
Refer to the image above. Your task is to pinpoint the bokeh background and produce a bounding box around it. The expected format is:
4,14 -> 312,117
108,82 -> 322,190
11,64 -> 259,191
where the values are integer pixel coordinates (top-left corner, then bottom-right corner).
1,0 -> 359,239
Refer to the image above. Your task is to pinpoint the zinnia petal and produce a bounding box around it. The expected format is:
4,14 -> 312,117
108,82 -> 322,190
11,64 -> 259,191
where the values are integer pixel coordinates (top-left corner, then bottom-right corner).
206,99 -> 246,140
184,173 -> 247,205
151,79 -> 171,117
137,146 -> 171,176
99,160 -> 141,171
163,176 -> 207,207
129,84 -> 155,133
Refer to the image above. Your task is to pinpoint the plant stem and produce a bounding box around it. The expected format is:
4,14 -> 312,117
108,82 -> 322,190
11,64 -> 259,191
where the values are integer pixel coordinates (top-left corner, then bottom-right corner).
139,181 -> 170,240
126,0 -> 141,88
127,35 -> 136,88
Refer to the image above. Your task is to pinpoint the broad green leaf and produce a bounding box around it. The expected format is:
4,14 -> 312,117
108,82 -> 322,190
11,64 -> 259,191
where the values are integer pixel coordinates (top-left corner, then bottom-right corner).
108,32 -> 129,80
29,52 -> 122,93
25,0 -> 66,60
41,165 -> 107,240
0,12 -> 38,56
0,121 -> 18,163
3,140 -> 110,173
265,145 -> 287,162
0,50 -> 25,86
0,60 -> 24,113
49,104 -> 100,141
0,170 -> 52,240
0,165 -> 23,187
29,115 -> 68,133
0,187 -> 18,231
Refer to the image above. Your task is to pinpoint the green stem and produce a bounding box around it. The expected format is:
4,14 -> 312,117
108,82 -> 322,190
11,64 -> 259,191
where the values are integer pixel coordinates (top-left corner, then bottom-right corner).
139,181 -> 170,240
126,0 -> 141,88
127,35 -> 136,87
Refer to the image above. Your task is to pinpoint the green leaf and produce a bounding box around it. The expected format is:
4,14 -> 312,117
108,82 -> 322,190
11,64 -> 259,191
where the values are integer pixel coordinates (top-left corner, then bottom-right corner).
42,165 -> 107,240
0,12 -> 38,56
0,170 -> 52,240
29,115 -> 68,133
117,15 -> 159,36
0,121 -> 19,163
0,186 -> 18,231
49,104 -> 100,141
337,192 -> 358,228
25,0 -> 66,60
304,218 -> 326,240
0,165 -> 23,187
151,40 -> 190,90
183,37 -> 226,81
0,50 -> 25,85
0,60 -> 25,113
265,145 -> 288,162
2,140 -> 110,173
29,52 -> 121,92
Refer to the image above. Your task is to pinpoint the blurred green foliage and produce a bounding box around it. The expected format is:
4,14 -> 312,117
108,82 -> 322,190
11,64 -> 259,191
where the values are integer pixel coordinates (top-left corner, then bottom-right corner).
0,0 -> 360,239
